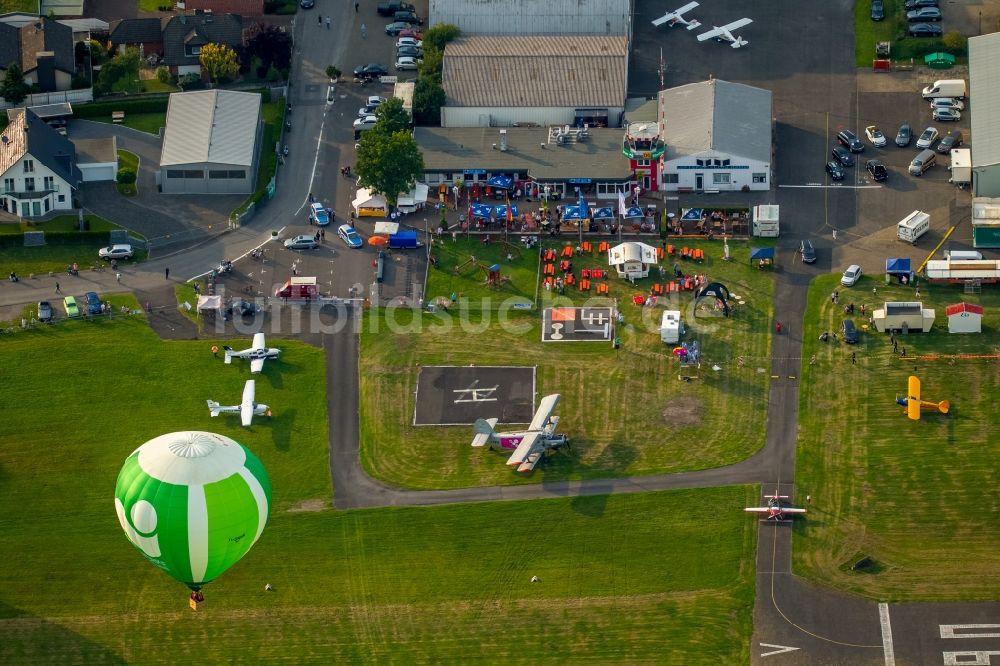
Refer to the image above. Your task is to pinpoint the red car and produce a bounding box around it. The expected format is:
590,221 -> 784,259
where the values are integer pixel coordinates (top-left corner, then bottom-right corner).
398,27 -> 423,39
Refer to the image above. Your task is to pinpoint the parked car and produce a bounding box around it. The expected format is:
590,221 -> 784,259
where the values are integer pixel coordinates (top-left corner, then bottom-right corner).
895,123 -> 912,147
309,202 -> 330,226
385,21 -> 411,35
353,114 -> 377,130
907,22 -> 943,37
905,0 -> 938,8
284,235 -> 320,250
397,27 -> 423,39
37,300 -> 53,322
353,63 -> 388,78
841,264 -> 863,287
832,146 -> 854,167
395,56 -> 421,70
337,224 -> 363,248
866,159 -> 888,182
916,126 -> 939,149
365,95 -> 387,108
826,161 -> 845,180
226,299 -> 258,317
358,104 -> 380,117
396,46 -> 423,58
841,319 -> 859,344
932,107 -> 961,122
907,7 -> 942,22
936,130 -> 963,153
300,0 -> 314,7
98,243 -> 134,260
396,37 -> 422,49
84,291 -> 102,315
63,295 -> 80,318
865,125 -> 887,147
377,1 -> 414,16
837,129 -> 865,153
871,0 -> 884,20
930,97 -> 964,111
393,10 -> 423,25
800,240 -> 816,263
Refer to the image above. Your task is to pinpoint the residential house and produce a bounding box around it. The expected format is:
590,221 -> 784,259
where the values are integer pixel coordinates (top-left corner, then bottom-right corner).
0,16 -> 76,94
161,14 -> 244,77
0,109 -> 82,217
109,18 -> 165,59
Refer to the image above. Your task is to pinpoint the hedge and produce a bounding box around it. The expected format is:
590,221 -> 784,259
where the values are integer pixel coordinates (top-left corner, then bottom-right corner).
73,97 -> 170,119
0,231 -> 112,249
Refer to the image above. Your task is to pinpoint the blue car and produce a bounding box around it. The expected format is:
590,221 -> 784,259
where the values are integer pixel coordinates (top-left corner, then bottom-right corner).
85,291 -> 103,315
338,224 -> 363,248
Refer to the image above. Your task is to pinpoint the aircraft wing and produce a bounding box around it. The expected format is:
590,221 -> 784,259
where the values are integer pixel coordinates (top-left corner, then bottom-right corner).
696,25 -> 725,42
528,394 -> 560,431
517,450 -> 545,473
744,507 -> 771,514
252,332 -> 266,351
652,2 -> 698,26
250,357 -> 265,374
506,432 -> 542,467
722,17 -> 752,31
781,508 -> 807,514
241,381 -> 256,426
907,376 -> 921,421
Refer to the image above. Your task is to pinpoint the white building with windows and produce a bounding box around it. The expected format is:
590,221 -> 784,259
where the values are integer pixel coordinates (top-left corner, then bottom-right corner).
657,79 -> 772,192
0,109 -> 80,217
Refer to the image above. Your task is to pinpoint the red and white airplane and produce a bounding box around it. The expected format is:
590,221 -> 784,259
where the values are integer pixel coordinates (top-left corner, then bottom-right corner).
651,2 -> 702,30
745,489 -> 807,522
223,332 -> 280,374
470,394 -> 568,473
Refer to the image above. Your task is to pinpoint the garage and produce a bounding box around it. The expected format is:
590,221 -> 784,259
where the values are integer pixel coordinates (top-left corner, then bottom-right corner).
72,137 -> 118,182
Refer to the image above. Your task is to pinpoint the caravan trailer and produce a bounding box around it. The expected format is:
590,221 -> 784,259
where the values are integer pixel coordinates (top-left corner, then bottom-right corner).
897,210 -> 930,244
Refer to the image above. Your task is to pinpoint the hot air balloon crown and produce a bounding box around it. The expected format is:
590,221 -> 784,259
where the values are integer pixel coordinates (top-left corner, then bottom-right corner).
114,432 -> 271,596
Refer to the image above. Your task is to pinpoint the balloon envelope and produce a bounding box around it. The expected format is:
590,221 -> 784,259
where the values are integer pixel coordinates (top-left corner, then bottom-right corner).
114,431 -> 271,590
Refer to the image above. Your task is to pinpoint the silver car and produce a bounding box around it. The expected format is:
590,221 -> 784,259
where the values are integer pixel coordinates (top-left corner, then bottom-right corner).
915,127 -> 939,149
284,234 -> 319,250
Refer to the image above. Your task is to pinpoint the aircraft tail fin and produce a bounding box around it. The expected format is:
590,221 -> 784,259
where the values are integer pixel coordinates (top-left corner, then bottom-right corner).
471,418 -> 499,447
223,347 -> 233,364
207,400 -> 221,417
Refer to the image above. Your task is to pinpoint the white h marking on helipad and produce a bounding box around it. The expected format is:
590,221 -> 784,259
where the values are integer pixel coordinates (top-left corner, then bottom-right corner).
879,603 -> 895,666
941,625 -> 1000,639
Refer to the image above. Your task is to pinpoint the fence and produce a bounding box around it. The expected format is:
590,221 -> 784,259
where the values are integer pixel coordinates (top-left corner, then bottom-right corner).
0,88 -> 94,111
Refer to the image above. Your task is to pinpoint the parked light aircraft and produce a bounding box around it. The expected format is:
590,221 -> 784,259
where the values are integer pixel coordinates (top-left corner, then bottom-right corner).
895,375 -> 949,421
470,394 -> 568,473
223,332 -> 280,373
697,18 -> 752,49
652,1 -> 701,30
745,489 -> 807,522
207,380 -> 271,426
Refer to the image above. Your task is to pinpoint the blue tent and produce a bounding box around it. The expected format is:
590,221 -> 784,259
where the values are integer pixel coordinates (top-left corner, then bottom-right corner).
469,203 -> 493,219
885,258 -> 911,275
591,207 -> 615,220
562,205 -> 588,220
750,247 -> 775,264
487,175 -> 514,190
682,208 -> 704,220
623,206 -> 644,219
494,204 -> 519,219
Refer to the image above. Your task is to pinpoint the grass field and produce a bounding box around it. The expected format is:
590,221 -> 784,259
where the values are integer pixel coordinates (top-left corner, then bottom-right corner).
0,322 -> 757,662
361,240 -> 774,489
116,150 -> 138,197
0,215 -> 145,277
0,0 -> 36,13
92,112 -> 167,136
425,235 -> 539,306
794,273 -> 1000,601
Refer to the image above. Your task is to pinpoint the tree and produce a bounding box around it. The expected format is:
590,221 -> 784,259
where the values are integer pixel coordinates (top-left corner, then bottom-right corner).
95,47 -> 140,95
356,130 -> 424,207
244,23 -> 292,77
325,65 -> 341,81
373,98 -> 411,135
200,43 -> 240,85
422,23 -> 460,52
413,74 -> 445,125
942,31 -> 967,52
0,64 -> 29,105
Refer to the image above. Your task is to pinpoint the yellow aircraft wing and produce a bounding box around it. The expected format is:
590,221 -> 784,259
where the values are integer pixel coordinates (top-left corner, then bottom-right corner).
907,375 -> 921,421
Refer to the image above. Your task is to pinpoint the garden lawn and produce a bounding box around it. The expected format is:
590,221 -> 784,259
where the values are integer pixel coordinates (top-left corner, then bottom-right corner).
855,0 -> 905,68
795,273 -> 1000,601
0,215 -> 145,276
0,0 -> 35,12
425,235 -> 539,306
0,322 -> 756,663
116,150 -> 138,196
361,240 -> 774,489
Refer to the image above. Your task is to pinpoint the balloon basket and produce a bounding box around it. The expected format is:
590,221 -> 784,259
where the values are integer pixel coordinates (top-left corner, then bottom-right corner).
189,598 -> 203,610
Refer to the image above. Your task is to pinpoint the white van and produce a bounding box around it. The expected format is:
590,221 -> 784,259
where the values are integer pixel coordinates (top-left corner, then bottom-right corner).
921,79 -> 967,99
944,250 -> 983,261
898,210 -> 930,244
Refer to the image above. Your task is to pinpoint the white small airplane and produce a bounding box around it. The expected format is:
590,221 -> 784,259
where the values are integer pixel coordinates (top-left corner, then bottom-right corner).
223,332 -> 280,374
471,394 -> 568,473
652,1 -> 702,30
697,17 -> 752,49
207,380 -> 271,427
745,489 -> 807,522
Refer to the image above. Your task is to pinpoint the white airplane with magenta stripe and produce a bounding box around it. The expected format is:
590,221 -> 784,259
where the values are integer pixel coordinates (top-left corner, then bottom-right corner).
470,394 -> 568,473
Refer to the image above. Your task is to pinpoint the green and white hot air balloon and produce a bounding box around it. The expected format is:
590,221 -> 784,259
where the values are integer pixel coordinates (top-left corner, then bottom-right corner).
114,431 -> 271,595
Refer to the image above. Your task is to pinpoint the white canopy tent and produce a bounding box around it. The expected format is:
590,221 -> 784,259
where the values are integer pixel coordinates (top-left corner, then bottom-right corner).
352,184 -> 430,217
607,241 -> 659,279
196,295 -> 223,311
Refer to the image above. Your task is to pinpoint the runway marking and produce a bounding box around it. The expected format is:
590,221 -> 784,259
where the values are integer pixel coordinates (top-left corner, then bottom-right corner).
760,643 -> 799,658
186,227 -> 286,281
944,651 -> 1000,665
879,603 -> 896,666
294,107 -> 330,217
941,625 -> 1000,639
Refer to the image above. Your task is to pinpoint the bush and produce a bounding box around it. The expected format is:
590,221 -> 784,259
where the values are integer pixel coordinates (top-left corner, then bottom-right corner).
177,73 -> 203,90
156,67 -> 171,84
265,64 -> 282,82
942,31 -> 967,52
326,66 -> 341,80
116,168 -> 137,185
